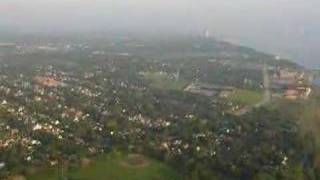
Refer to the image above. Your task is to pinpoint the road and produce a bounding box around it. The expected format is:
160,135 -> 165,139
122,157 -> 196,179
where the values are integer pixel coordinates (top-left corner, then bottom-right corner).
255,64 -> 271,108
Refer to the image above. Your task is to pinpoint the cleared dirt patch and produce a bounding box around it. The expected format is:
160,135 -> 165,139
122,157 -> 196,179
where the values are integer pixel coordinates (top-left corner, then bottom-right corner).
119,154 -> 149,168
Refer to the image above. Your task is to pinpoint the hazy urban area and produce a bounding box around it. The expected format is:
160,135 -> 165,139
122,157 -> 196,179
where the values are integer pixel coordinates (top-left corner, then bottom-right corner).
0,0 -> 320,180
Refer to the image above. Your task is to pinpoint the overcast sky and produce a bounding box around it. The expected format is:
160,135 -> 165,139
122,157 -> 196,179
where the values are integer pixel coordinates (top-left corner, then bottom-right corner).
0,0 -> 319,67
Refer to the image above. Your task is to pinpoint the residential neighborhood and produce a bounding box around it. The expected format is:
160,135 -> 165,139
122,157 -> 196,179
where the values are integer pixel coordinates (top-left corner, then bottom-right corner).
0,36 -> 317,180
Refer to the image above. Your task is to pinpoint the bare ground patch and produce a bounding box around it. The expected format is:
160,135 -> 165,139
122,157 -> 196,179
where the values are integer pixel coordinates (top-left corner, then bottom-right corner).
119,154 -> 150,168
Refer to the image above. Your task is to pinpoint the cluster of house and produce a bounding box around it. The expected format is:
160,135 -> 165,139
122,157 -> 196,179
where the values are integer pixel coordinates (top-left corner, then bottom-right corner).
34,76 -> 63,88
0,65 -> 95,162
0,59 -> 156,167
271,68 -> 312,100
126,112 -> 221,157
7,42 -> 91,55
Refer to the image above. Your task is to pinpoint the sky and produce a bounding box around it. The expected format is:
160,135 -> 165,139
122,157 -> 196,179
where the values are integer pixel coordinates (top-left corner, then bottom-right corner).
0,0 -> 319,67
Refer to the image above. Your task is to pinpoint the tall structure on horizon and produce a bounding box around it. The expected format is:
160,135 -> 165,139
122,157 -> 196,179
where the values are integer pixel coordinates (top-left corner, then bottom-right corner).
175,67 -> 180,82
204,29 -> 211,39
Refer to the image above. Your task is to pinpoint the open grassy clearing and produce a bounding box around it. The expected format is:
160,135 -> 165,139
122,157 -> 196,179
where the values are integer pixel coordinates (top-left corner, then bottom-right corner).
228,89 -> 263,106
27,152 -> 181,180
143,72 -> 187,91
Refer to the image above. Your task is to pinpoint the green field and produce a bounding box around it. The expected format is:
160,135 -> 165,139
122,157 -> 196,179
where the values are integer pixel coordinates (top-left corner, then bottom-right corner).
27,152 -> 181,180
228,89 -> 262,106
143,72 -> 187,90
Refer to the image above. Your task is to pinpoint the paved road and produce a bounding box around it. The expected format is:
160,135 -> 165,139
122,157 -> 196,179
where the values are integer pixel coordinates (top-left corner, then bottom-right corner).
255,64 -> 271,108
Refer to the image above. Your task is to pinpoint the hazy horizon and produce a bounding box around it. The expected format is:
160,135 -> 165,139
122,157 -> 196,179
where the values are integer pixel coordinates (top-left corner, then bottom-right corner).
1,0 -> 319,68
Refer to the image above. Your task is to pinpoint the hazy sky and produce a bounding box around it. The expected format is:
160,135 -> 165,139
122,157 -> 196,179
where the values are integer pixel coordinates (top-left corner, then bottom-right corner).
1,0 -> 319,67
